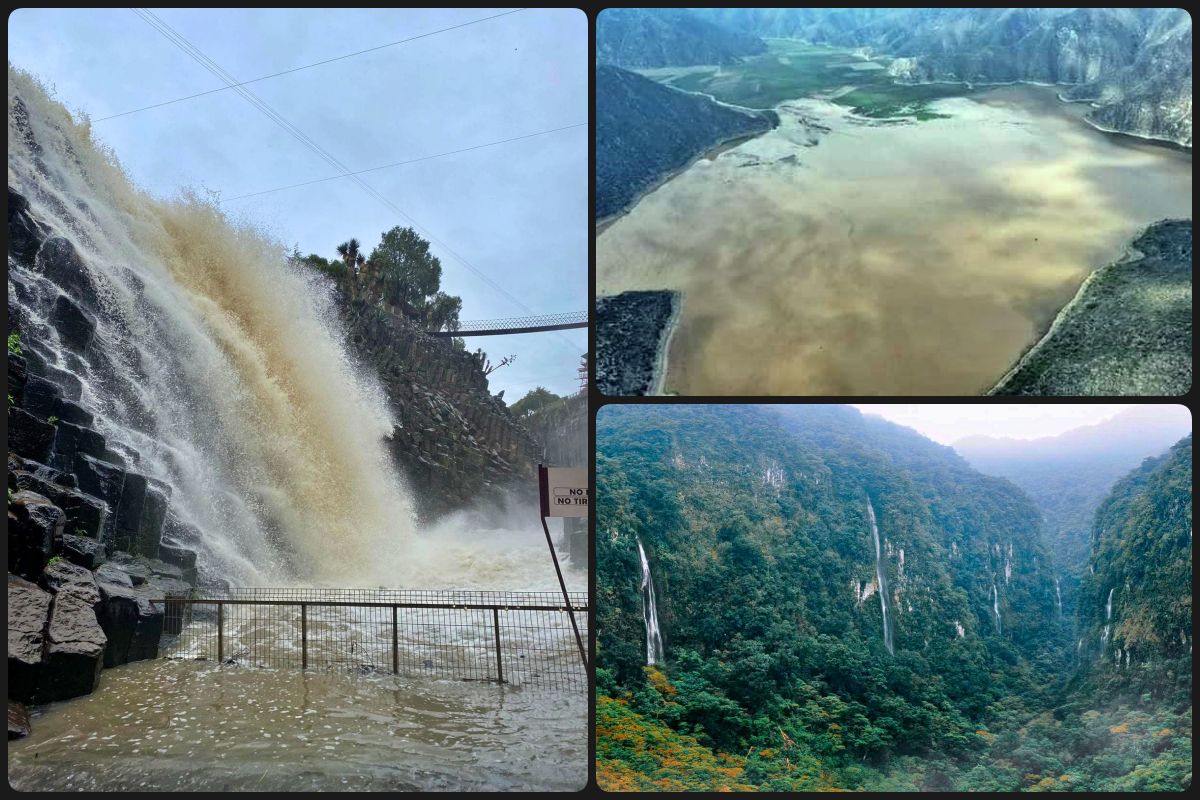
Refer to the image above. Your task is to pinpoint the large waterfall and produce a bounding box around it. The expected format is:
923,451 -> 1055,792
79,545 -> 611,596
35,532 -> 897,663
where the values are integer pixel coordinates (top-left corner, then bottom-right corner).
636,535 -> 665,666
7,69 -> 432,587
867,499 -> 894,655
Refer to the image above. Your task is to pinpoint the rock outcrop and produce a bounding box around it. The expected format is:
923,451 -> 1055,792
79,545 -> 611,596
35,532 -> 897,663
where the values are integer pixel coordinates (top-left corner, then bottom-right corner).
334,293 -> 570,520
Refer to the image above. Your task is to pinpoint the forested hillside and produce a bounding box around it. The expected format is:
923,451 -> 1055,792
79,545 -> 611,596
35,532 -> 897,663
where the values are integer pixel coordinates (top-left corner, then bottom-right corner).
955,406 -> 1190,619
597,405 -> 1191,791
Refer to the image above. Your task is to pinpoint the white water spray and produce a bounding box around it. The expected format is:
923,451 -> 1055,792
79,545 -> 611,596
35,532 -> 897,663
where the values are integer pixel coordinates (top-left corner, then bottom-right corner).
5,69 -> 465,588
992,582 -> 1002,635
867,499 -> 894,654
636,536 -> 665,666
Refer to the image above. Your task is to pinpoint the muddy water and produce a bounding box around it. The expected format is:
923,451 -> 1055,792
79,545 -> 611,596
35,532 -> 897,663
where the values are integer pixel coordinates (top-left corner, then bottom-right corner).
8,660 -> 586,791
596,85 -> 1192,395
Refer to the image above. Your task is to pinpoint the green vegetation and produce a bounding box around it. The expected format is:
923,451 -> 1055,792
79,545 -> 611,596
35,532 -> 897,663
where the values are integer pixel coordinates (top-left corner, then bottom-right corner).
291,228 -> 461,333
596,405 -> 1191,791
991,220 -> 1192,396
8,331 -> 22,356
46,415 -> 58,426
508,386 -> 564,417
656,40 -> 967,119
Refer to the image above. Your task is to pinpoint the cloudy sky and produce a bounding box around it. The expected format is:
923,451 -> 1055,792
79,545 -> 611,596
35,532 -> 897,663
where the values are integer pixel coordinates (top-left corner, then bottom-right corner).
855,404 -> 1191,445
8,7 -> 588,398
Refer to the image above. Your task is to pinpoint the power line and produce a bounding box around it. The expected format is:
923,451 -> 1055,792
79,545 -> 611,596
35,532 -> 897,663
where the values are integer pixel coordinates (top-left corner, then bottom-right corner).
220,122 -> 587,203
131,8 -> 580,354
97,8 -> 527,122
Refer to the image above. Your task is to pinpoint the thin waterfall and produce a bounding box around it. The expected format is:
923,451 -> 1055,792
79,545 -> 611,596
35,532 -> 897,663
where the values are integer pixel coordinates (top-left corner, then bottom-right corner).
1055,577 -> 1063,619
867,500 -> 894,655
1101,587 -> 1114,650
992,582 -> 1002,634
636,536 -> 665,666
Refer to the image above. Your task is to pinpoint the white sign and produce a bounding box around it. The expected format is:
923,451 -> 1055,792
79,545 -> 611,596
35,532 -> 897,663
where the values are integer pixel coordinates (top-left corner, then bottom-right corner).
539,465 -> 589,518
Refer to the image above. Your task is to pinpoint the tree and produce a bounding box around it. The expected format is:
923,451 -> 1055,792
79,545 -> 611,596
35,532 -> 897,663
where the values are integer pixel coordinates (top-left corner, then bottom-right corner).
510,386 -> 564,417
368,226 -> 443,314
336,238 -> 366,273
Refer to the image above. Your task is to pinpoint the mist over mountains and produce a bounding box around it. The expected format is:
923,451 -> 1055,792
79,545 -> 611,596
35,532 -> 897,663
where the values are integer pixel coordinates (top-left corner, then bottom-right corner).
955,406 -> 1191,585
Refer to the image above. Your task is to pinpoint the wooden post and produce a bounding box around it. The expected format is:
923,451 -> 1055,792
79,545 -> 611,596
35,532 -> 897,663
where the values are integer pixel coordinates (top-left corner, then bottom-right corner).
301,603 -> 308,670
391,605 -> 399,675
493,607 -> 504,684
217,602 -> 224,663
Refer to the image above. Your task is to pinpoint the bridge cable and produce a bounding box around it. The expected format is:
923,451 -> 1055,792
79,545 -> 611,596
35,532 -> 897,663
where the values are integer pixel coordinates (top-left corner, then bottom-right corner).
131,8 -> 584,355
219,122 -> 587,203
97,8 -> 527,122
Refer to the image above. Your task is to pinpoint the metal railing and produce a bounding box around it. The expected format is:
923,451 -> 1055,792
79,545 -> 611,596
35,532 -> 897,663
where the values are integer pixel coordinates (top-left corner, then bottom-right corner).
155,589 -> 589,691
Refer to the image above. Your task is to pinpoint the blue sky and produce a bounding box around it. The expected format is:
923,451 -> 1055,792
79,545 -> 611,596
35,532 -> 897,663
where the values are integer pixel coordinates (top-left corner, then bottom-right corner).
8,7 -> 588,399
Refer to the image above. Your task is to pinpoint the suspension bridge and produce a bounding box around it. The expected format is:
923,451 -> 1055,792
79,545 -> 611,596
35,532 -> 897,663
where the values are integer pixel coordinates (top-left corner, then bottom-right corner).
427,310 -> 587,337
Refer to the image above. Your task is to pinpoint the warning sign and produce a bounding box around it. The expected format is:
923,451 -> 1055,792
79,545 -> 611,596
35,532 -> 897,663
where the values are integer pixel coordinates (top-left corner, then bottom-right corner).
538,465 -> 588,518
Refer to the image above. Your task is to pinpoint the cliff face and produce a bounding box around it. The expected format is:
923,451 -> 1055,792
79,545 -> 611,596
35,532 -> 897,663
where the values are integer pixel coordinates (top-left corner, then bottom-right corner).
331,264 -> 585,518
335,297 -> 540,520
692,7 -> 1193,146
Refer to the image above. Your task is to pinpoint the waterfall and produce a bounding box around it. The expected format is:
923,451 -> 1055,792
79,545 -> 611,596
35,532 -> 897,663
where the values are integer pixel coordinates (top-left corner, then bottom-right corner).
991,582 -> 1002,634
1054,577 -> 1063,619
636,536 -> 665,666
8,69 -> 429,587
1101,587 -> 1115,650
867,499 -> 894,655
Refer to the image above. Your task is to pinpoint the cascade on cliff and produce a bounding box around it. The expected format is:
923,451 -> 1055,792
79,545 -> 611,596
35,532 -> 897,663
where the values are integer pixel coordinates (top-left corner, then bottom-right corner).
636,535 -> 665,666
992,582 -> 1002,635
1101,587 -> 1115,651
7,69 -> 434,587
867,499 -> 894,655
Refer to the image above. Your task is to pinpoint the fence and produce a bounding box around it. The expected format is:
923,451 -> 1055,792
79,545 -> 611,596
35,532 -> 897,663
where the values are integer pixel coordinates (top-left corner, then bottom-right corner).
155,589 -> 589,691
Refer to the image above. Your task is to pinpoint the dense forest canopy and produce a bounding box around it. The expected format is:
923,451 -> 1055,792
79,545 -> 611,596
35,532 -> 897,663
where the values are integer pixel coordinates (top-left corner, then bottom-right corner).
597,405 -> 1191,791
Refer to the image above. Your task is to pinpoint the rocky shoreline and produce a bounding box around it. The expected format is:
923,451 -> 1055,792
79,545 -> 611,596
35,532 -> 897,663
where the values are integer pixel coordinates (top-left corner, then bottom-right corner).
596,291 -> 680,396
989,219 -> 1193,396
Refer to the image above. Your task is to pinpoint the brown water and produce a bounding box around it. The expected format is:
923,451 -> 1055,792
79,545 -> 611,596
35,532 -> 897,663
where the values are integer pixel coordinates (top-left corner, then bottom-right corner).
596,85 -> 1192,395
7,660 -> 586,791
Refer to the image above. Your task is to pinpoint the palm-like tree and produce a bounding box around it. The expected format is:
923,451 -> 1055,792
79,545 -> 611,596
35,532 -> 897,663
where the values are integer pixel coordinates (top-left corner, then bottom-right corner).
336,238 -> 363,273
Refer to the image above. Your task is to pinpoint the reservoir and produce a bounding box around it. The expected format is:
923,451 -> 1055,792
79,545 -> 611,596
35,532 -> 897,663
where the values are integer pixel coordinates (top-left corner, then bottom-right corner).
596,84 -> 1191,395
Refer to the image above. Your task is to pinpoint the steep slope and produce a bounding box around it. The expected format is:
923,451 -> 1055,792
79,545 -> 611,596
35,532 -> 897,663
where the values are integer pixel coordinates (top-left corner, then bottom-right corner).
597,404 -> 1060,782
597,8 -> 765,68
1076,435 -> 1192,677
596,65 -> 774,220
954,406 -> 1191,587
690,7 -> 1193,146
989,220 -> 1193,397
597,404 -> 1192,791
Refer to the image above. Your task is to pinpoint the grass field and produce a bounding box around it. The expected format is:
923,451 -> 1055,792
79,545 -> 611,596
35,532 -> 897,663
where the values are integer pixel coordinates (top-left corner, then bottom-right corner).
651,40 -> 970,120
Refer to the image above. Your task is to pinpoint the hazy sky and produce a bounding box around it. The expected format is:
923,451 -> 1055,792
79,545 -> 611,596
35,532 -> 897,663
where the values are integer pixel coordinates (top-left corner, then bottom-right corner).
8,7 -> 587,399
854,404 -> 1191,445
